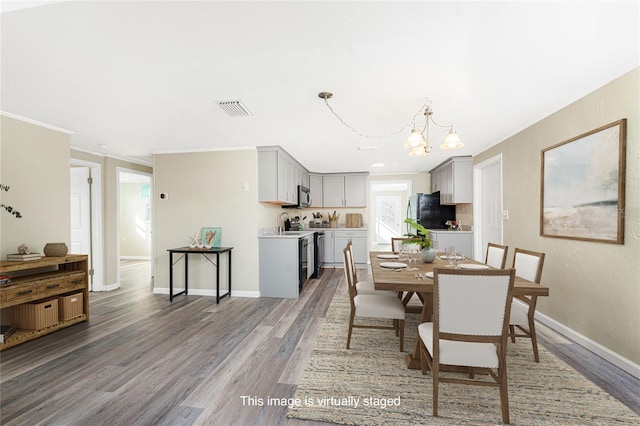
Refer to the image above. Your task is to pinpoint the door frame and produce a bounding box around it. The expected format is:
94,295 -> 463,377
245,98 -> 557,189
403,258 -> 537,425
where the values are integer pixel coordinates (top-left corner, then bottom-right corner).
70,158 -> 104,291
472,154 -> 503,261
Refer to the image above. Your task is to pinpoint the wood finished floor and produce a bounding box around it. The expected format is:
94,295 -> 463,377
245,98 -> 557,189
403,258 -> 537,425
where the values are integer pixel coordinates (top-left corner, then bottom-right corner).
1,260 -> 638,425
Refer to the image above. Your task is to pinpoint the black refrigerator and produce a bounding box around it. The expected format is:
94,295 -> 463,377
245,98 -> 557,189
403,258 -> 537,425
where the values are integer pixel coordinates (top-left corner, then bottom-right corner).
407,192 -> 456,231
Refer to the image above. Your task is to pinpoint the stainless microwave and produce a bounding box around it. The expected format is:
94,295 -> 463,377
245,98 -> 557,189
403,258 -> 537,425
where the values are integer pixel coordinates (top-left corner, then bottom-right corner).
297,185 -> 311,208
283,185 -> 311,209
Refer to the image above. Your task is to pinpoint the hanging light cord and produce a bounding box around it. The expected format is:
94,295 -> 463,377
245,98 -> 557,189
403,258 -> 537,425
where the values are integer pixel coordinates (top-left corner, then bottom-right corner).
321,95 -> 433,139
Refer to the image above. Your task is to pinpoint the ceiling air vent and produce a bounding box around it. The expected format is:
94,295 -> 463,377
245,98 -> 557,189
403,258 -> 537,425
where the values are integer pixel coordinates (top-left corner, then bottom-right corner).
216,100 -> 253,117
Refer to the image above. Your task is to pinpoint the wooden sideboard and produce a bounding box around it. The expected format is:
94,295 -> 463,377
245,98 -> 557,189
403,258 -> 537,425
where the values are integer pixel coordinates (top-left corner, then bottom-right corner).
0,254 -> 89,350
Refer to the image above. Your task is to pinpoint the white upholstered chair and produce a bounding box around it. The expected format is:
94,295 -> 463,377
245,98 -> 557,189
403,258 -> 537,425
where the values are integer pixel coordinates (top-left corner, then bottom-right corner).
418,268 -> 516,424
346,241 -> 397,298
509,248 -> 545,362
343,245 -> 406,352
485,243 -> 509,269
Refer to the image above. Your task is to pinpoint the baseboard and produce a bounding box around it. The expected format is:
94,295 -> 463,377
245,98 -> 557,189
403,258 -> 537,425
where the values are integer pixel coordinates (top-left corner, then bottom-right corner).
103,282 -> 120,292
152,288 -> 260,298
120,256 -> 151,260
524,301 -> 640,379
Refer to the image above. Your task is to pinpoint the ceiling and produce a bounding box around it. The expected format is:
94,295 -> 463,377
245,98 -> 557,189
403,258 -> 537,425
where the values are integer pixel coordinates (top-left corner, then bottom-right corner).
1,1 -> 638,174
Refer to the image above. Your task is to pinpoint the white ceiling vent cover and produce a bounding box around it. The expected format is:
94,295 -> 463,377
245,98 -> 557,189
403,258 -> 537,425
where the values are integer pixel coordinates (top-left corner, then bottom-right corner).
216,100 -> 253,117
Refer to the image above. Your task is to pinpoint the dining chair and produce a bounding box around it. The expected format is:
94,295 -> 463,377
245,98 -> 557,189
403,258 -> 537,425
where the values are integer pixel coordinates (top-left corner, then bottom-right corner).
346,241 -> 397,298
418,268 -> 516,424
343,245 -> 406,352
509,248 -> 545,362
485,243 -> 509,269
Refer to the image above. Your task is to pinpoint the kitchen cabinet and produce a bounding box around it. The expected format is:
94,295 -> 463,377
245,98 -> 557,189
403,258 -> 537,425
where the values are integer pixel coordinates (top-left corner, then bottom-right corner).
309,174 -> 323,207
259,233 -> 314,298
257,146 -> 308,205
321,173 -> 368,207
333,230 -> 368,265
0,255 -> 89,350
430,156 -> 472,204
429,230 -> 473,259
323,230 -> 335,264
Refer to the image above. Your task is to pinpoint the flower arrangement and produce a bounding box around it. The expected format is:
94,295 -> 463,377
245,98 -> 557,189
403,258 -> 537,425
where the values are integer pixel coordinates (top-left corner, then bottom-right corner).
403,218 -> 432,249
445,220 -> 458,230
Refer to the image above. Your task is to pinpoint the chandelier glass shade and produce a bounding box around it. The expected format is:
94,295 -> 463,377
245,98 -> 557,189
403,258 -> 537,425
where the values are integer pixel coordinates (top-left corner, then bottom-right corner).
318,92 -> 463,157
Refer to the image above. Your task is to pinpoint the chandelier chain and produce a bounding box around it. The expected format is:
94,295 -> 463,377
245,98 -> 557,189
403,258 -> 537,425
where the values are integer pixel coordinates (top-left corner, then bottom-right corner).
322,97 -> 429,139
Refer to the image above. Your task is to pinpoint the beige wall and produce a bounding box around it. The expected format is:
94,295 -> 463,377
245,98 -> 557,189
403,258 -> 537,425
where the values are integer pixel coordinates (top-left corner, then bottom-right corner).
154,149 -> 276,295
120,182 -> 151,258
474,68 -> 640,365
1,116 -> 71,257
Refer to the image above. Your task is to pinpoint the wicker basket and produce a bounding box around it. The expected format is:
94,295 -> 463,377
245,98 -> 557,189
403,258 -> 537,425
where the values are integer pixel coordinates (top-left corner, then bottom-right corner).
43,243 -> 68,257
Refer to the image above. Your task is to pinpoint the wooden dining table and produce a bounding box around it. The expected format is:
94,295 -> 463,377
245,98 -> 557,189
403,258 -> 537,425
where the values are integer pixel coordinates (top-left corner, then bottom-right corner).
369,251 -> 550,369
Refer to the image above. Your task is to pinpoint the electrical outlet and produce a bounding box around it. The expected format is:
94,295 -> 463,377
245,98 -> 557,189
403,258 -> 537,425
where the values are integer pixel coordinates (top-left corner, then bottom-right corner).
242,182 -> 249,192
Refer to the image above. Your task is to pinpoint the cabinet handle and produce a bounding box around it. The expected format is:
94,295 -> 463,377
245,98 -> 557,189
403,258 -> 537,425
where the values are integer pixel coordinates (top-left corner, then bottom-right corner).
71,279 -> 83,284
17,289 -> 34,296
46,283 -> 61,289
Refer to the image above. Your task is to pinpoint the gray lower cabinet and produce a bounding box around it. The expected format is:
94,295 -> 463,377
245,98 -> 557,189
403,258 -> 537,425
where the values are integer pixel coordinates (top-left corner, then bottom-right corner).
259,237 -> 299,298
333,230 -> 368,265
323,230 -> 335,264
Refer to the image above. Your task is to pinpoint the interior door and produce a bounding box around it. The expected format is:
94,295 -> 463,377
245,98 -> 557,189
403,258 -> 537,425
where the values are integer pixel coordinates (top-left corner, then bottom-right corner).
474,156 -> 503,261
70,167 -> 92,288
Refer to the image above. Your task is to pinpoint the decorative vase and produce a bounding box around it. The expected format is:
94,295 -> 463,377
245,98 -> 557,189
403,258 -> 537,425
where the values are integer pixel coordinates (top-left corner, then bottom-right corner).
330,221 -> 337,228
43,242 -> 68,257
421,247 -> 436,263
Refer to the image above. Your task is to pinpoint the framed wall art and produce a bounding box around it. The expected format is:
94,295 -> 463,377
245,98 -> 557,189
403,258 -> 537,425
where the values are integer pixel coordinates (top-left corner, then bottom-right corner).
540,119 -> 626,244
201,227 -> 222,248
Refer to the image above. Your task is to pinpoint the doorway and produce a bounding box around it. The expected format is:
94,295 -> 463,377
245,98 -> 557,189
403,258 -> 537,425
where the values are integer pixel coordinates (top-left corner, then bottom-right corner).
369,180 -> 412,251
473,154 -> 503,261
117,169 -> 153,288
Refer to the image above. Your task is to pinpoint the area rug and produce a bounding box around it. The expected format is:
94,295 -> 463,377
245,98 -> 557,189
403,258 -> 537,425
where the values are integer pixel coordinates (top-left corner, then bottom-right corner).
287,294 -> 639,425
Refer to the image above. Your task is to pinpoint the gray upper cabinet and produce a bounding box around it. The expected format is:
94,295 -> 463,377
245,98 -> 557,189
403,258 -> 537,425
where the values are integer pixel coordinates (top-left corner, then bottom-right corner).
322,173 -> 368,207
430,156 -> 472,204
258,146 -> 368,207
258,146 -> 307,204
309,174 -> 323,207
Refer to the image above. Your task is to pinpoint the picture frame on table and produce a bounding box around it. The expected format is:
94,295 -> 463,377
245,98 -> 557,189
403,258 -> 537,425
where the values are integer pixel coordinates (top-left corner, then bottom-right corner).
201,227 -> 222,248
540,119 -> 626,244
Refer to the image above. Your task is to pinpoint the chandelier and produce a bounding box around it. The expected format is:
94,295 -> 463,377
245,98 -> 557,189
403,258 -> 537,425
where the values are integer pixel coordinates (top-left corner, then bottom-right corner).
318,92 -> 463,157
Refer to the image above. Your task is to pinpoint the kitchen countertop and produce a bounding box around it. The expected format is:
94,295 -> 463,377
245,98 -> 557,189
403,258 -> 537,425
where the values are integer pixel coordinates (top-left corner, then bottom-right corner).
259,227 -> 368,238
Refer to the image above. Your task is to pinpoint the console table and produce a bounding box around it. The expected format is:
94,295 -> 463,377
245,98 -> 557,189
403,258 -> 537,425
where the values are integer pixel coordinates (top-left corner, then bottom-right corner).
167,247 -> 233,303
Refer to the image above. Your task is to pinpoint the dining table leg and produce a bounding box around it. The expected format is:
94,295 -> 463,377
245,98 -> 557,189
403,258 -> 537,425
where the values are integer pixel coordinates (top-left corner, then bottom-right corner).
405,292 -> 433,369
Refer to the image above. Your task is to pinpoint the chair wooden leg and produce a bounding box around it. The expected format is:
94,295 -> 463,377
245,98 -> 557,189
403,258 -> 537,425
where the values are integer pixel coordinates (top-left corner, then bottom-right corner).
509,325 -> 516,343
346,312 -> 355,349
499,350 -> 510,424
419,340 -> 427,375
398,319 -> 404,352
529,317 -> 540,363
432,356 -> 439,417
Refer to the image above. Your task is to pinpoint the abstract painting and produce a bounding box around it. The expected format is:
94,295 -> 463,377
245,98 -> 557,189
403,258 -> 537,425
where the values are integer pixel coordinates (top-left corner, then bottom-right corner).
540,119 -> 626,244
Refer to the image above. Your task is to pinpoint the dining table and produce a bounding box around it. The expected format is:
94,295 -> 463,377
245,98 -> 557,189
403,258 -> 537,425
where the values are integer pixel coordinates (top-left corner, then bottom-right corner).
369,251 -> 550,370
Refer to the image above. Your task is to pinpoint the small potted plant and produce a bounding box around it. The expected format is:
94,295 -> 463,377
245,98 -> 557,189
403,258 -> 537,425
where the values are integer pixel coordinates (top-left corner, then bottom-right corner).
403,218 -> 437,263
